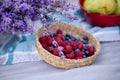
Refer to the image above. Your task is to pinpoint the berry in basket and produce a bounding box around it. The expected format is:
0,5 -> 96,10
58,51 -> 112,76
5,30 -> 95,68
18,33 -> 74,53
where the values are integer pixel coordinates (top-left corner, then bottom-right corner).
39,29 -> 95,60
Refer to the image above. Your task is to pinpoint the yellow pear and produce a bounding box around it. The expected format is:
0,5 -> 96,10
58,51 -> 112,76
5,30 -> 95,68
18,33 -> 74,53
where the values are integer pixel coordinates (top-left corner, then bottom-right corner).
115,0 -> 120,14
83,0 -> 117,15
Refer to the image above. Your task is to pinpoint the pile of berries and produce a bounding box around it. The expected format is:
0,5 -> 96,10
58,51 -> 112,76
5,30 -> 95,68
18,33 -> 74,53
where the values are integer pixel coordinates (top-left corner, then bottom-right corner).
39,29 -> 95,60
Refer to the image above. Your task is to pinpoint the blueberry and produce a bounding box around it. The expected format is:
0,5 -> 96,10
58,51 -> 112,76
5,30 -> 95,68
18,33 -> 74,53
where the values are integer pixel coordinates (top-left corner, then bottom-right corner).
74,48 -> 80,53
64,37 -> 70,42
71,35 -> 75,38
84,44 -> 89,50
85,51 -> 89,54
65,33 -> 71,37
68,39 -> 72,42
65,36 -> 70,40
70,35 -> 75,39
65,39 -> 69,42
71,36 -> 76,41
83,36 -> 89,41
84,51 -> 90,57
52,44 -> 56,48
82,49 -> 86,52
82,40 -> 88,44
50,33 -> 56,38
75,38 -> 81,42
65,34 -> 76,41
83,55 -> 87,58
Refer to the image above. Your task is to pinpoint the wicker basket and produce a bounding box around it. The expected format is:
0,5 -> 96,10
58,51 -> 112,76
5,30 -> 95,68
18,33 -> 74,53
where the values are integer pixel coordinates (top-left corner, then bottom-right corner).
36,22 -> 100,69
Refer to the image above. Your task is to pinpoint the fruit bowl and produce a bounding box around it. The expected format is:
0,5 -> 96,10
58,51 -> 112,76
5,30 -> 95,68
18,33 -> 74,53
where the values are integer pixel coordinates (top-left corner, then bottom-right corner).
79,0 -> 120,27
36,22 -> 100,69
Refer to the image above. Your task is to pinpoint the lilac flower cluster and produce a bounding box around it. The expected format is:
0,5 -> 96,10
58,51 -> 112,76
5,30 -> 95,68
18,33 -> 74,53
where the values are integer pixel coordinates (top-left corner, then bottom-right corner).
0,0 -> 77,34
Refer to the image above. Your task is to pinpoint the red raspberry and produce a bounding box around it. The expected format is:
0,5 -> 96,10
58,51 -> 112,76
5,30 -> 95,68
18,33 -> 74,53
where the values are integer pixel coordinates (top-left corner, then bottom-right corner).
63,49 -> 68,54
61,41 -> 68,47
39,36 -> 46,43
46,36 -> 53,46
41,43 -> 47,49
57,29 -> 63,34
69,41 -> 75,45
53,47 -> 59,56
46,46 -> 54,53
63,45 -> 72,54
69,41 -> 77,49
87,46 -> 95,55
77,42 -> 84,50
75,52 -> 83,57
57,34 -> 64,40
55,37 -> 64,46
65,52 -> 75,59
55,37 -> 61,41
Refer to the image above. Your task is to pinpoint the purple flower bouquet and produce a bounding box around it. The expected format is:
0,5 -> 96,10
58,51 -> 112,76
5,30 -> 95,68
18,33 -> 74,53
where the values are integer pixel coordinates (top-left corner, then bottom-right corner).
0,0 -> 77,34
0,0 -> 77,55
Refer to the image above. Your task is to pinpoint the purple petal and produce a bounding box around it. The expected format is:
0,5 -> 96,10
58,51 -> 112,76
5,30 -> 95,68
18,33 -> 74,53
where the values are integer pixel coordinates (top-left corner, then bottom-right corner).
58,46 -> 64,51
59,51 -> 66,61
52,40 -> 58,47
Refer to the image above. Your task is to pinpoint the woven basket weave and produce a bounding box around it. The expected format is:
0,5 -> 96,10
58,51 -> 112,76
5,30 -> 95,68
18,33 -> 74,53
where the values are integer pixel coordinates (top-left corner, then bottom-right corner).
36,22 -> 100,69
